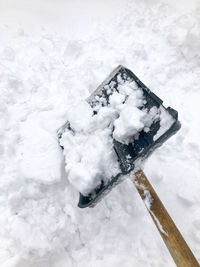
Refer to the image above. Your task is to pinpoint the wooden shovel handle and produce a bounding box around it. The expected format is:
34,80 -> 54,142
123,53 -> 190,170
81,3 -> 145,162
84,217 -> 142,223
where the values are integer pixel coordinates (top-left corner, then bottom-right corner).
134,170 -> 199,267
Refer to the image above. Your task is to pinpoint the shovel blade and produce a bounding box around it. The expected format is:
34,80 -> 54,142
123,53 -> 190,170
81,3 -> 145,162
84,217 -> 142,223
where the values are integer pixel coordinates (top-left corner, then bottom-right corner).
59,65 -> 181,208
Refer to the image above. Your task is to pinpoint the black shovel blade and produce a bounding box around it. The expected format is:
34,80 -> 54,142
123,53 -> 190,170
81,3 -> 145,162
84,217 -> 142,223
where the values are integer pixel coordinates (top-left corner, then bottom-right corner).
59,65 -> 181,208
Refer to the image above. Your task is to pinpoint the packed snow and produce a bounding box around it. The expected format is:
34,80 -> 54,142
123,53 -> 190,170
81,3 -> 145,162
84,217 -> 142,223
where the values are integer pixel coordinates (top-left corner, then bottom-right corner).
1,0 -> 200,266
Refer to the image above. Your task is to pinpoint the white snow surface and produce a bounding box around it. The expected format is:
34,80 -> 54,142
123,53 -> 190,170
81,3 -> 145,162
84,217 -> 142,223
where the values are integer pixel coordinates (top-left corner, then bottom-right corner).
1,0 -> 200,266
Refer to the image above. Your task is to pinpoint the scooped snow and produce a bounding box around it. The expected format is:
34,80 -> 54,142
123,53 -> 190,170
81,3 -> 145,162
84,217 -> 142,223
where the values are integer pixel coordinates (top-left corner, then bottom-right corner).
60,104 -> 119,195
60,78 -> 173,195
111,81 -> 147,144
60,102 -> 120,195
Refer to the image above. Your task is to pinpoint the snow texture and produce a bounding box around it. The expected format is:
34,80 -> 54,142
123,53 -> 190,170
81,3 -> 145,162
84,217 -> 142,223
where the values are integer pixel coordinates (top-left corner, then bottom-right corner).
0,0 -> 200,266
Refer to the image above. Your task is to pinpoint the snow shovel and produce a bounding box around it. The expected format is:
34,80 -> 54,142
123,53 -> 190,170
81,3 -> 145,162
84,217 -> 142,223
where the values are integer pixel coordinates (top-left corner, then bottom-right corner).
58,66 -> 199,267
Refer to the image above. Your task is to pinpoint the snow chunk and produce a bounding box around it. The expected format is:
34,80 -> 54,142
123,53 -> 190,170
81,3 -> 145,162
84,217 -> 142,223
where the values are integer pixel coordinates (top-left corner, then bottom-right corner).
113,106 -> 145,144
66,100 -> 93,131
109,92 -> 126,107
112,81 -> 152,144
19,121 -> 62,184
67,163 -> 95,194
61,127 -> 119,195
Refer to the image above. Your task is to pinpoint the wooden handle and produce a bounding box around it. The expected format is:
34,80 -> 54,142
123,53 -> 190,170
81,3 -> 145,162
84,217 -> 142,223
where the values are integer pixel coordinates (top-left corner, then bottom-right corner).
134,169 -> 199,267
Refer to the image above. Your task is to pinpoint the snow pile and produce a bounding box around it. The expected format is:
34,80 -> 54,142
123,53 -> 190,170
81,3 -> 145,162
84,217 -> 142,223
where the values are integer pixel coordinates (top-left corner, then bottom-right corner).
0,0 -> 200,267
60,101 -> 120,195
110,79 -> 156,144
60,77 -> 173,195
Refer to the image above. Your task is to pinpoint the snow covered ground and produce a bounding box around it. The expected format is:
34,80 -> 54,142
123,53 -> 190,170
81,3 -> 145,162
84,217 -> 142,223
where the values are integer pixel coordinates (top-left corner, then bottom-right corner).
0,0 -> 200,266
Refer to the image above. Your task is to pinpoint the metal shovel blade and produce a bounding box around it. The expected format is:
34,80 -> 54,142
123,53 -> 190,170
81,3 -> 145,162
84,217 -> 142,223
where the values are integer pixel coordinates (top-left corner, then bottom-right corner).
58,65 -> 181,208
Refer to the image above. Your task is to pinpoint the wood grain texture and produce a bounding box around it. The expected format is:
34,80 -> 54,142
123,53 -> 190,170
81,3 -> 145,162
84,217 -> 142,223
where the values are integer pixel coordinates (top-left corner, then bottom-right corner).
134,169 -> 199,267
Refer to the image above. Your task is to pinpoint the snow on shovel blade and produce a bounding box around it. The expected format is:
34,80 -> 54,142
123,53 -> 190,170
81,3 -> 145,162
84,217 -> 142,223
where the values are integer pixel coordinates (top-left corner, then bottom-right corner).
58,65 -> 181,208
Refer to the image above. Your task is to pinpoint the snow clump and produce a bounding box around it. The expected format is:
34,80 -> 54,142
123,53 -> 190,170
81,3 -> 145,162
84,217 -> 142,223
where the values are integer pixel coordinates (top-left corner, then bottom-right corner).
60,77 -> 174,195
